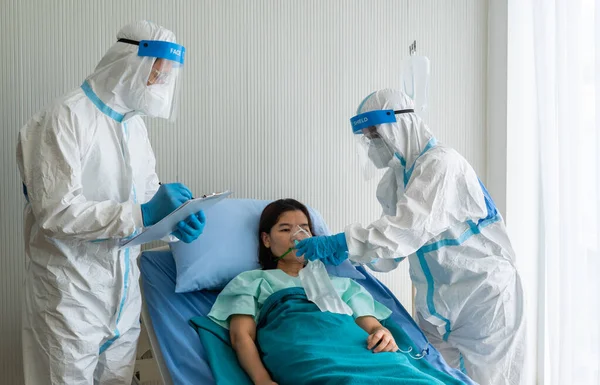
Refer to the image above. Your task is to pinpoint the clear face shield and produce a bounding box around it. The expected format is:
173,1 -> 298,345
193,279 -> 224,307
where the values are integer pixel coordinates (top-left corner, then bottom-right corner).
119,38 -> 185,121
350,109 -> 413,180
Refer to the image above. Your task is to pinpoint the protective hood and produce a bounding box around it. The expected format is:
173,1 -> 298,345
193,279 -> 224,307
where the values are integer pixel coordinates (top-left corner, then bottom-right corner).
355,88 -> 435,171
84,20 -> 180,120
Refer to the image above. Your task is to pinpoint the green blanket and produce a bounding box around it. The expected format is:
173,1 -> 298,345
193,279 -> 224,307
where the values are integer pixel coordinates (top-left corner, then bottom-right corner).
190,287 -> 466,385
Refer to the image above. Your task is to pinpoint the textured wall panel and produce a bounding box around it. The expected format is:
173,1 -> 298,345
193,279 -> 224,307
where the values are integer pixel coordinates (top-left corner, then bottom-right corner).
0,0 -> 488,382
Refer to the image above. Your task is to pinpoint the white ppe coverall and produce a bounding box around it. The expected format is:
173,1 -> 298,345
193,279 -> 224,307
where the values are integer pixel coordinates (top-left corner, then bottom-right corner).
16,21 -> 179,384
346,89 -> 526,385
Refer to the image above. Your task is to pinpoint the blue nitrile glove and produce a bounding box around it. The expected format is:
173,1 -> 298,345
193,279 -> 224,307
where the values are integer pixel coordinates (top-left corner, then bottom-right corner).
141,183 -> 193,227
172,210 -> 206,243
294,233 -> 349,266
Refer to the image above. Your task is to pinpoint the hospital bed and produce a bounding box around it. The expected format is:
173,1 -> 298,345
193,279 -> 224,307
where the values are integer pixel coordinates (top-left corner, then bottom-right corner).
139,248 -> 476,385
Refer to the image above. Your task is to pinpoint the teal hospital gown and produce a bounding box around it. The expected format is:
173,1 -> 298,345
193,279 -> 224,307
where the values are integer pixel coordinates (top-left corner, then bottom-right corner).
208,269 -> 391,328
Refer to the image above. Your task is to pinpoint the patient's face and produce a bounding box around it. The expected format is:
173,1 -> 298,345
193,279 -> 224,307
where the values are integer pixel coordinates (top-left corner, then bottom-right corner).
262,210 -> 311,262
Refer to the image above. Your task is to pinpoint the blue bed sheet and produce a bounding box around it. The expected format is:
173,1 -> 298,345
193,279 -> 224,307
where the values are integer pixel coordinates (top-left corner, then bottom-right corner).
140,250 -> 476,385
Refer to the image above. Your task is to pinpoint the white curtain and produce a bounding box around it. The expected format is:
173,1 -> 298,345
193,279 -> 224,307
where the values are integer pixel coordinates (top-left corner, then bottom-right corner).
512,0 -> 600,383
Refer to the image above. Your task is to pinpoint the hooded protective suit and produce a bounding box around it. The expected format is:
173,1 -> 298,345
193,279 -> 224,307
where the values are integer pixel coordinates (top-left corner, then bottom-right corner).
16,21 -> 183,384
344,89 -> 525,385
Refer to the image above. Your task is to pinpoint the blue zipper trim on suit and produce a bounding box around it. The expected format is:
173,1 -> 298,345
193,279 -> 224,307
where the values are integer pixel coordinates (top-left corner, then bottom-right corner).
393,137 -> 437,189
459,352 -> 467,374
402,138 -> 437,187
81,81 -> 124,123
80,83 -> 137,353
99,121 -> 136,354
79,81 -> 128,247
416,215 -> 500,341
397,139 -> 502,342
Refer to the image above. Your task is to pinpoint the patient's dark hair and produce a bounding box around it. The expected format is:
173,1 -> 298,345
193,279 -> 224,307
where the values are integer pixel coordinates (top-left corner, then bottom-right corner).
258,199 -> 314,270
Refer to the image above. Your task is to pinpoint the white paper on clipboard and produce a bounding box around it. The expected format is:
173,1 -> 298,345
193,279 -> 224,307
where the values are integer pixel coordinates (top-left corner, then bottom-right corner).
119,190 -> 233,249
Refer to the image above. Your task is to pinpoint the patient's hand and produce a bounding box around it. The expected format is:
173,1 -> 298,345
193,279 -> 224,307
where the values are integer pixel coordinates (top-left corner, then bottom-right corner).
367,327 -> 398,353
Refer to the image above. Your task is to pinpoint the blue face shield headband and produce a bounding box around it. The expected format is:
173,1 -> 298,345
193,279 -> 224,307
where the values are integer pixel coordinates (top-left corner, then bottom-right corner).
116,38 -> 186,121
118,38 -> 186,66
350,109 -> 414,134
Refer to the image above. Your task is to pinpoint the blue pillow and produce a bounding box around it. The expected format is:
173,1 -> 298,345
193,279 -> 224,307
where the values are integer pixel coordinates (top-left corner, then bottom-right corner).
170,199 -> 365,293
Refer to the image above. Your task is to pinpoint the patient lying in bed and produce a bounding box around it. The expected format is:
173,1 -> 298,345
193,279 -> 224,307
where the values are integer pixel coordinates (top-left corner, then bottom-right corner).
206,199 -> 467,385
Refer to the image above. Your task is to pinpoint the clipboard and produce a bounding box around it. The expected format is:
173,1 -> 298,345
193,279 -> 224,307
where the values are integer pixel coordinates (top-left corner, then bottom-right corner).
119,190 -> 233,249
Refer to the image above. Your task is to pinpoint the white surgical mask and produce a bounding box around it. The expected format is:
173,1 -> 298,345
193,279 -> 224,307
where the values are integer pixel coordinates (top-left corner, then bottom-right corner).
367,138 -> 394,169
139,83 -> 173,118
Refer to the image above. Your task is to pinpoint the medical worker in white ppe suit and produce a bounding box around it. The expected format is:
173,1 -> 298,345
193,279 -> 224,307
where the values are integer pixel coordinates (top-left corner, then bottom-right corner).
296,89 -> 525,385
16,21 -> 205,384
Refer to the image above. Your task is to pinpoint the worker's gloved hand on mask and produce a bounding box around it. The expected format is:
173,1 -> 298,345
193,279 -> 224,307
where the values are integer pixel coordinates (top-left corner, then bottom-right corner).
295,233 -> 349,266
172,210 -> 206,243
141,183 -> 193,227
